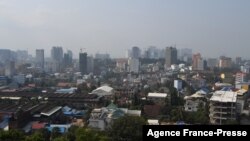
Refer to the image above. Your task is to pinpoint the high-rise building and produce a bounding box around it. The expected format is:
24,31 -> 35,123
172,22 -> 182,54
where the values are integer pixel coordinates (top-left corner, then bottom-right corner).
87,56 -> 94,73
95,53 -> 110,60
192,53 -> 204,71
128,58 -> 139,73
51,46 -> 63,62
0,49 -> 12,63
63,50 -> 73,68
79,52 -> 87,75
179,48 -> 192,63
235,57 -> 242,66
219,56 -> 232,69
36,49 -> 44,70
5,61 -> 15,78
131,46 -> 141,59
207,58 -> 218,68
165,47 -> 177,67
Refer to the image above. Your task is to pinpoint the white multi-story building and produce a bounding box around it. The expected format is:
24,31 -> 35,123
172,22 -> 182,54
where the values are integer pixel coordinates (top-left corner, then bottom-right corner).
184,92 -> 206,112
174,80 -> 182,91
209,91 -> 237,125
128,58 -> 139,73
235,72 -> 246,84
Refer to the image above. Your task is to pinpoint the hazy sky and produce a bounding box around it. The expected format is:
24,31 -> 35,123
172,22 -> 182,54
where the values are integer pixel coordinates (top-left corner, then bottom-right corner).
0,0 -> 250,58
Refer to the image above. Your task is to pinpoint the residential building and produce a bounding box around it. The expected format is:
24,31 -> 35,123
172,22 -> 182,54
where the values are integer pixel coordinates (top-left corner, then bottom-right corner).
147,119 -> 159,125
235,72 -> 246,84
241,64 -> 250,74
179,48 -> 192,63
87,56 -> 94,73
174,80 -> 182,91
63,50 -> 73,68
235,57 -> 242,66
95,53 -> 110,60
88,103 -> 141,130
192,53 -> 204,71
219,56 -> 232,68
184,92 -> 206,112
79,52 -> 87,75
209,91 -> 237,125
51,46 -> 63,62
165,47 -> 177,67
207,58 -> 218,68
147,93 -> 168,105
116,59 -> 127,72
0,49 -> 12,63
236,89 -> 249,114
128,58 -> 139,73
36,49 -> 44,70
131,46 -> 141,59
5,61 -> 15,78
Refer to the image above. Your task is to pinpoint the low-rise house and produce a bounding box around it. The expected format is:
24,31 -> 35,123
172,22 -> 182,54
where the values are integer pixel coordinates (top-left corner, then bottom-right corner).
88,103 -> 141,130
147,93 -> 168,105
147,119 -> 159,125
184,92 -> 206,112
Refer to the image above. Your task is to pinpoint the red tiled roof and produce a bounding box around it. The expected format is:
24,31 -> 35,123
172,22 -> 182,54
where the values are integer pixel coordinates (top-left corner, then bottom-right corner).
32,122 -> 46,129
57,82 -> 71,87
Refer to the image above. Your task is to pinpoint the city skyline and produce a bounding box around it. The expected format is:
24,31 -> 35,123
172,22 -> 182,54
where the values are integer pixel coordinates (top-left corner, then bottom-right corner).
0,0 -> 250,58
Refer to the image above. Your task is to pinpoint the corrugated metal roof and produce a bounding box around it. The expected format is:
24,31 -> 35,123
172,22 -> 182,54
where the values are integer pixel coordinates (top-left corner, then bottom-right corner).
210,91 -> 237,103
148,93 -> 167,98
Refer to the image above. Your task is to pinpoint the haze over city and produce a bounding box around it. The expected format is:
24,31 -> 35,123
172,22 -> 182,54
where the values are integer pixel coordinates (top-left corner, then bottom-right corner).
0,0 -> 250,58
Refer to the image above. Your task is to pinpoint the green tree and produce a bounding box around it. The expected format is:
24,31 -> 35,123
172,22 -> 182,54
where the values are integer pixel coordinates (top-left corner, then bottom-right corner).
51,127 -> 62,140
0,129 -> 25,141
170,107 -> 183,121
108,116 -> 146,141
53,136 -> 69,141
75,128 -> 109,141
184,103 -> 209,124
65,126 -> 79,141
37,128 -> 50,141
25,132 -> 45,141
